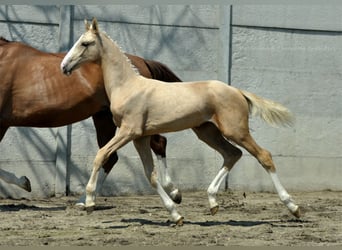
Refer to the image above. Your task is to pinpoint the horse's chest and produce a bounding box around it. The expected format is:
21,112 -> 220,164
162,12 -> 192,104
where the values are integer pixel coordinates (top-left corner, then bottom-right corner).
110,105 -> 124,127
110,91 -> 148,127
109,98 -> 132,127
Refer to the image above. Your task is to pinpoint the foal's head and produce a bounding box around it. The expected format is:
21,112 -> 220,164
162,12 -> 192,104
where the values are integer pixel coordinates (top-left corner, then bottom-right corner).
61,18 -> 102,75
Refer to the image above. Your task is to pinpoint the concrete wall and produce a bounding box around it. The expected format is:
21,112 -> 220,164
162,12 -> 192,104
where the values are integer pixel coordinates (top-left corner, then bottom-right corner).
0,5 -> 340,198
229,5 -> 342,192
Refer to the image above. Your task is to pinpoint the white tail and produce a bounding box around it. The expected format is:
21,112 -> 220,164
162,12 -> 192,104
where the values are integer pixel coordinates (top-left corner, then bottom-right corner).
240,90 -> 295,127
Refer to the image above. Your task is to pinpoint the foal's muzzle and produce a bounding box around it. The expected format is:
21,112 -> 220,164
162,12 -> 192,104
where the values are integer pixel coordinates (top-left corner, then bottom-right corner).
61,64 -> 73,76
63,68 -> 71,76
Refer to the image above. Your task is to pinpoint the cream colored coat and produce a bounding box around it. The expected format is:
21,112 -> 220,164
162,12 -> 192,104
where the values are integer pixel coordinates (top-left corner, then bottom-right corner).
61,18 -> 301,225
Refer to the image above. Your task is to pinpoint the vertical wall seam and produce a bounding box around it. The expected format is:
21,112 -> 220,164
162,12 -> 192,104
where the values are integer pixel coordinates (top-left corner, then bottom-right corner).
228,5 -> 233,86
218,5 -> 233,191
55,5 -> 73,197
218,5 -> 231,85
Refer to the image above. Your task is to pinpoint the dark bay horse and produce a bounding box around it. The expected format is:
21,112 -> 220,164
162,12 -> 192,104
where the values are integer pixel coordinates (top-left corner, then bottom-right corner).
0,37 -> 182,204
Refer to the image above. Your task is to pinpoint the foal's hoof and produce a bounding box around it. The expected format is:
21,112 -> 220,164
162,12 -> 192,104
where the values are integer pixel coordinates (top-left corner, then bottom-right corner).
21,176 -> 32,192
75,202 -> 86,211
210,205 -> 219,216
170,189 -> 182,204
75,202 -> 85,207
175,216 -> 184,226
291,206 -> 303,218
85,206 -> 95,214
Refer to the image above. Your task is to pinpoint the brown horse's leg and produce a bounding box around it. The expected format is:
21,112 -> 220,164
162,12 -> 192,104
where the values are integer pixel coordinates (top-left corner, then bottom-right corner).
150,134 -> 182,204
0,125 -> 8,141
0,169 -> 32,192
75,109 -> 118,206
134,136 -> 183,225
150,134 -> 166,157
92,109 -> 119,174
192,122 -> 242,214
0,126 -> 32,192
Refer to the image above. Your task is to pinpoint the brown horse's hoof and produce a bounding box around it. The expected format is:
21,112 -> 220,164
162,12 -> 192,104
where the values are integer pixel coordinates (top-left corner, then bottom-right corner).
175,216 -> 184,226
210,205 -> 219,216
86,206 -> 95,214
21,176 -> 32,192
170,189 -> 182,204
292,206 -> 303,218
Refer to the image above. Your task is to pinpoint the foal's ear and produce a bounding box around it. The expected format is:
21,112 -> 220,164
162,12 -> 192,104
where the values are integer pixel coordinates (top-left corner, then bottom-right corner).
84,19 -> 90,30
90,17 -> 99,33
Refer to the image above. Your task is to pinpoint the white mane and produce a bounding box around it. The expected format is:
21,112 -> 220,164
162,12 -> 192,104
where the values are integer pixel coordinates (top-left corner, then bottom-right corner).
102,31 -> 140,75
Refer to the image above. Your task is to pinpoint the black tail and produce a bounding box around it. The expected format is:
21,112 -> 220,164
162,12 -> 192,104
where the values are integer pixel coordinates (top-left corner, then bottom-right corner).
144,59 -> 182,82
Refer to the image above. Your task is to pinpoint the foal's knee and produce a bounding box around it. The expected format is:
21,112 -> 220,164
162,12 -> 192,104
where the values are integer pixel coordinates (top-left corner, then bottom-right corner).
94,148 -> 108,169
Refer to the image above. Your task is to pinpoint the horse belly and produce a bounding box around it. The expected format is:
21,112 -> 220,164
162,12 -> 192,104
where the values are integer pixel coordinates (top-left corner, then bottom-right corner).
144,101 -> 212,134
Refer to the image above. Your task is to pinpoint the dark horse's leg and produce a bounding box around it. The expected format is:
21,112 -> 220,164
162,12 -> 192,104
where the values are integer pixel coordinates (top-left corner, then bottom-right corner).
0,126 -> 31,192
92,109 -> 119,176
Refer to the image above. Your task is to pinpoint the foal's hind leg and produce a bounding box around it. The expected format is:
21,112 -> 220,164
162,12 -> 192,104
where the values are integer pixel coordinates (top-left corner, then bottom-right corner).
150,134 -> 182,204
192,122 -> 242,215
134,136 -> 183,225
231,132 -> 301,218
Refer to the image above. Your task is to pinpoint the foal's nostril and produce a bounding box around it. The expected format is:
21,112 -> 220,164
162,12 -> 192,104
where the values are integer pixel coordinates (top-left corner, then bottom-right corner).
61,64 -> 65,72
61,65 -> 70,75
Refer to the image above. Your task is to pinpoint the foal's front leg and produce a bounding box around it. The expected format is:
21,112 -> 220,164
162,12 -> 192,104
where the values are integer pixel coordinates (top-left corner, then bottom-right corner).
85,127 -> 133,212
76,110 -> 119,207
133,136 -> 184,225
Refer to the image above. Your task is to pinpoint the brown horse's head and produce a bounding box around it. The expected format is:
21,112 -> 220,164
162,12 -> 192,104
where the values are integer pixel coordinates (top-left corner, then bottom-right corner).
61,18 -> 102,75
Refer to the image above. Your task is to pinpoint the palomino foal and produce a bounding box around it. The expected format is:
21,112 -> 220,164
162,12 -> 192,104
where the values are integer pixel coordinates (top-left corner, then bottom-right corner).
61,19 -> 301,225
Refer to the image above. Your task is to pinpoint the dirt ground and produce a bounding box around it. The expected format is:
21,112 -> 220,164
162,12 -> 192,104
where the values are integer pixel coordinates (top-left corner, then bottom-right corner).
0,190 -> 341,246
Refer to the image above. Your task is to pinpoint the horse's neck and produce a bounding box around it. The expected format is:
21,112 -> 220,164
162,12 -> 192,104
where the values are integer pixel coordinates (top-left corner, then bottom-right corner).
100,34 -> 138,95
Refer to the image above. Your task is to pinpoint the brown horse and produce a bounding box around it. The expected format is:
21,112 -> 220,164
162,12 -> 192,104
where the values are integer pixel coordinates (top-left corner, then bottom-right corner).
61,18 -> 301,225
0,36 -> 182,204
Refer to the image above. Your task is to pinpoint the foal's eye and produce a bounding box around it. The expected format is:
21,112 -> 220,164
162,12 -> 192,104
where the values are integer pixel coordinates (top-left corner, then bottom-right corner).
81,41 -> 94,47
81,42 -> 90,47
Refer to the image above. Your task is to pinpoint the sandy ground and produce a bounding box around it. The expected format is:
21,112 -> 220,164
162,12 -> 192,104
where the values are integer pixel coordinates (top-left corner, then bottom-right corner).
0,190 -> 341,246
